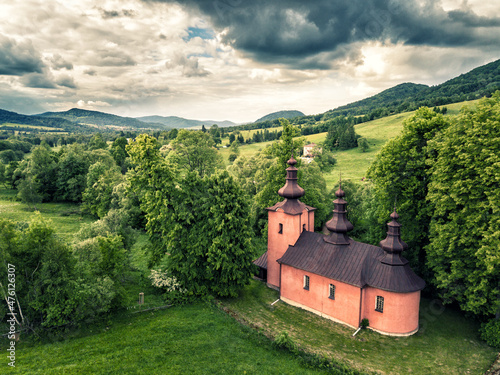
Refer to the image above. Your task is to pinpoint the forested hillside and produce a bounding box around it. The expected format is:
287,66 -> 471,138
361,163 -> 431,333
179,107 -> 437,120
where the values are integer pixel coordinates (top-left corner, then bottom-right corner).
0,109 -> 92,133
39,108 -> 164,130
254,110 -> 305,123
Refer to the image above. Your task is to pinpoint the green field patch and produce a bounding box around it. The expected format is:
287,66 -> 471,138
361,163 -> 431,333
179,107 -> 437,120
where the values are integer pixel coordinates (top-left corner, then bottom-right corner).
0,188 -> 93,242
1,303 -> 335,375
0,122 -> 64,131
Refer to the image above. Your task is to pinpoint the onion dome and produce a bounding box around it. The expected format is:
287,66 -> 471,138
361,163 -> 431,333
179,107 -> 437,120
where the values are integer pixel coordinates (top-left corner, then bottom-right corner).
278,155 -> 305,199
324,184 -> 353,245
379,210 -> 409,266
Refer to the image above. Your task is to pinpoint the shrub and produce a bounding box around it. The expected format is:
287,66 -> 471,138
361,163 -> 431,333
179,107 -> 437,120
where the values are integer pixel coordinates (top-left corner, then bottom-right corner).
480,318 -> 500,349
360,318 -> 369,329
274,330 -> 298,354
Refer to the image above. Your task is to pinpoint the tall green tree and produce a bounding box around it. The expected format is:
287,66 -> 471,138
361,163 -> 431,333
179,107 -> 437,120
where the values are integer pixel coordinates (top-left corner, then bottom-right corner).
168,129 -> 222,177
82,162 -> 123,218
56,144 -> 90,202
367,107 -> 450,276
17,143 -> 59,202
426,93 -> 500,316
127,135 -> 254,297
111,137 -> 129,172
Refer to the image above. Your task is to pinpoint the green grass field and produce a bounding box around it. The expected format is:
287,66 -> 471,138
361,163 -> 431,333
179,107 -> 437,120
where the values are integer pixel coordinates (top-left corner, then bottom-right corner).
1,303 -> 335,375
0,188 -> 93,242
0,123 -> 65,133
221,280 -> 498,375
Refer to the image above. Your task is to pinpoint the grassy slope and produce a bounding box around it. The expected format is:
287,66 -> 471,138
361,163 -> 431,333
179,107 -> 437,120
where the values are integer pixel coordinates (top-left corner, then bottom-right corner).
1,303 -> 332,375
219,100 -> 480,190
222,280 -> 498,375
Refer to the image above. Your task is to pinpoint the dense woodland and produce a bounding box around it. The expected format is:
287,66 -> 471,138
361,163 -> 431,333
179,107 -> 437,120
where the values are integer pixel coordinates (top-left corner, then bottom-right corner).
0,86 -> 499,355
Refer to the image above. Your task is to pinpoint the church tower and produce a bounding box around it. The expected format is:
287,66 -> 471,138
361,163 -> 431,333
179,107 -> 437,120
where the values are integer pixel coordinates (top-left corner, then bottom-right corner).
265,155 -> 315,289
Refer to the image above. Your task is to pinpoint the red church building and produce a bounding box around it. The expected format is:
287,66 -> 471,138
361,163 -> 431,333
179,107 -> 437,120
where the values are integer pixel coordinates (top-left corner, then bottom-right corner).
254,156 -> 425,336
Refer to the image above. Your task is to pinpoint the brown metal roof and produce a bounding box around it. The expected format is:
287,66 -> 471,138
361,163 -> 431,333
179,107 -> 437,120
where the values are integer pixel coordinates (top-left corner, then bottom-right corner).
277,231 -> 425,293
253,251 -> 268,269
266,199 -> 316,215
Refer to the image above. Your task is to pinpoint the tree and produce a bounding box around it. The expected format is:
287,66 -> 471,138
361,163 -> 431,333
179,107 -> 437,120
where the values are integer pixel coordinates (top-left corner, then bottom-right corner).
358,137 -> 369,153
111,137 -> 129,171
252,119 -> 329,232
166,171 -> 255,297
311,145 -> 336,172
56,144 -> 90,202
82,162 -> 123,218
88,133 -> 107,150
426,93 -> 500,316
17,143 -> 59,202
367,107 -> 450,277
127,135 -> 254,296
168,129 -> 223,177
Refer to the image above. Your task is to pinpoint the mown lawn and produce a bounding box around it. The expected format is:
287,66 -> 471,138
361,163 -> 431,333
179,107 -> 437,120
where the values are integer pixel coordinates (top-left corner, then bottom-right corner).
1,303 -> 340,375
221,280 -> 498,375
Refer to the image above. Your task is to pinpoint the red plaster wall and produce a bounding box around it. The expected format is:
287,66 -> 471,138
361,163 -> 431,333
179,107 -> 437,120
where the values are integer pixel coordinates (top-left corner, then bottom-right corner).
362,287 -> 420,335
267,208 -> 314,288
280,265 -> 361,328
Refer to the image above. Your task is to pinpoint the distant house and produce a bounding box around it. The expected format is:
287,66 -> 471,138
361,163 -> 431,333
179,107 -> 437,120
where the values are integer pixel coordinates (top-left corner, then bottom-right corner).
254,156 -> 425,336
303,143 -> 319,157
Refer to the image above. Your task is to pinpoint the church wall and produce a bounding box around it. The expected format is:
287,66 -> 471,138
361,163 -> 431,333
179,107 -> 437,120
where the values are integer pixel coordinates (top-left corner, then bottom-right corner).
362,287 -> 420,336
267,208 -> 314,288
280,265 -> 361,329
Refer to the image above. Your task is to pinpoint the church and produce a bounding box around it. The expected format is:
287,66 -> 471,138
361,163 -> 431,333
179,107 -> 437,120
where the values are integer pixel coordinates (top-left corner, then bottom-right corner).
254,156 -> 425,336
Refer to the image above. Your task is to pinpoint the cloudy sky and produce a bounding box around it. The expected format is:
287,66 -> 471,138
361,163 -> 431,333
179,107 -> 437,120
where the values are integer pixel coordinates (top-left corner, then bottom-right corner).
1,0 -> 499,123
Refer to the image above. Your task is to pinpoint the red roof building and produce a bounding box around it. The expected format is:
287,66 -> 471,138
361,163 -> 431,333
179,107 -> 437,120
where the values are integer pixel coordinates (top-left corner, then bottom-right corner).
254,156 -> 425,336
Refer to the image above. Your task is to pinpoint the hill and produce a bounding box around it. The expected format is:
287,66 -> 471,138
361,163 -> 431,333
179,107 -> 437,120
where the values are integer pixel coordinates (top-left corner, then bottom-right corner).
38,108 -> 165,130
327,83 -> 429,116
255,110 -> 305,123
323,58 -> 500,119
0,108 -> 92,133
137,115 -> 236,128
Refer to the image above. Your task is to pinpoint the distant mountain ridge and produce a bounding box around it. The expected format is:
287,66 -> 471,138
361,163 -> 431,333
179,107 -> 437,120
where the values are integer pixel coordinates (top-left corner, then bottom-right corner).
0,108 -> 91,133
255,110 -> 305,123
38,108 -> 164,130
136,115 -> 237,129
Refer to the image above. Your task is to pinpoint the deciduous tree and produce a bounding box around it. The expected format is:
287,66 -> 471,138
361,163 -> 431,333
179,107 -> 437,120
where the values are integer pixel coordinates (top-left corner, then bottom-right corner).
426,93 -> 500,316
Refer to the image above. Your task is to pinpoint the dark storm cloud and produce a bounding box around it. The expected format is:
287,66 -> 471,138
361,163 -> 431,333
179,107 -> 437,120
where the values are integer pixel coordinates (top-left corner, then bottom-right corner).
0,34 -> 45,75
56,75 -> 77,89
143,0 -> 500,68
19,73 -> 57,89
